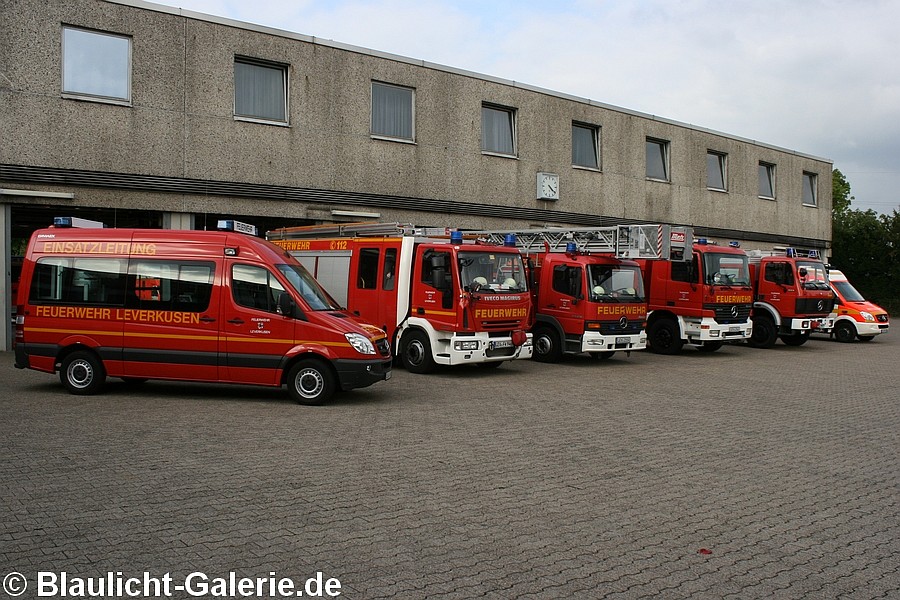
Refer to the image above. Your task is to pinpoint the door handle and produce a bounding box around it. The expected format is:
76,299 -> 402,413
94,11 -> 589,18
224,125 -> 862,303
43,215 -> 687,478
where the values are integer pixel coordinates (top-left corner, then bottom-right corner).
200,316 -> 216,323
228,318 -> 244,325
353,310 -> 360,316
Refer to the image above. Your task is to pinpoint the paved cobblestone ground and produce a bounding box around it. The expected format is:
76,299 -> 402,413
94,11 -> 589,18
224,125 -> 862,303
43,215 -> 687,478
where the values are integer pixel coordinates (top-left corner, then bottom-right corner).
1,332 -> 898,599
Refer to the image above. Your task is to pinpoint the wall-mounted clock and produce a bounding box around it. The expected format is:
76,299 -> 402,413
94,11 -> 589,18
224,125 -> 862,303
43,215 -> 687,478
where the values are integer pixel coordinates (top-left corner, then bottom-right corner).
537,172 -> 559,200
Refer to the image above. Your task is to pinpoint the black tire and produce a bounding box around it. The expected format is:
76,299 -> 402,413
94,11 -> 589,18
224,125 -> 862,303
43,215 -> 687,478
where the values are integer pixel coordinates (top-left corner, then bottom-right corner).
647,319 -> 684,355
697,341 -> 724,352
748,315 -> 777,349
858,335 -> 875,342
59,350 -> 106,395
532,326 -> 564,363
286,359 -> 336,405
834,321 -> 857,343
780,331 -> 811,346
401,330 -> 436,374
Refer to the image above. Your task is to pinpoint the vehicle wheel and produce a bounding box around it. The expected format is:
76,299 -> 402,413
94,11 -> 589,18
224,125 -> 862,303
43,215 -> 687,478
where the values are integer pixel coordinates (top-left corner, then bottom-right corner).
834,321 -> 857,343
532,326 -> 563,363
59,350 -> 106,395
697,341 -> 723,352
287,359 -> 336,405
858,335 -> 875,342
647,319 -> 683,355
780,331 -> 810,346
401,330 -> 436,374
747,315 -> 777,349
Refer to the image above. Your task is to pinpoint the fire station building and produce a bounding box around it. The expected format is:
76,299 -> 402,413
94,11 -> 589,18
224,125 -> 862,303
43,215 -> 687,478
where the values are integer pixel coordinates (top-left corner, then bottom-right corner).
0,0 -> 833,350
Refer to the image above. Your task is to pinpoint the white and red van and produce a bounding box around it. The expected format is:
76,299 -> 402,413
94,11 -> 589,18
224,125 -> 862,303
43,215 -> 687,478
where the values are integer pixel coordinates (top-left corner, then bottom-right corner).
14,220 -> 391,404
822,269 -> 890,342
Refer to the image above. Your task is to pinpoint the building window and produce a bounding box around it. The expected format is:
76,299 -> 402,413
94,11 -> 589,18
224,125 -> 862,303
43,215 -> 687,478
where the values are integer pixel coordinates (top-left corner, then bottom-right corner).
646,138 -> 670,181
371,82 -> 414,141
707,151 -> 727,191
234,57 -> 288,123
759,162 -> 776,199
482,103 -> 517,156
802,171 -> 818,207
62,26 -> 131,103
572,123 -> 600,169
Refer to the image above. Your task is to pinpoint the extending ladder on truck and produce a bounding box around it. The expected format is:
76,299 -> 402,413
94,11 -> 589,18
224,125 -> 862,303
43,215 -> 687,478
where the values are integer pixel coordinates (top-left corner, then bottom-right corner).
465,224 -> 693,260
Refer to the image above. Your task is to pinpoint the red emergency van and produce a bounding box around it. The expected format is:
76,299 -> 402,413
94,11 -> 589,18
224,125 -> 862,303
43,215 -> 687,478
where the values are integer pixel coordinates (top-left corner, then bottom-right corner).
13,220 -> 391,404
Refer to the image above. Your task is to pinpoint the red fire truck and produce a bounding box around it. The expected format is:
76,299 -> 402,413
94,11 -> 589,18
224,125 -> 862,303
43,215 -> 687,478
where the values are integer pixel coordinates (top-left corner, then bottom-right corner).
746,248 -> 836,347
637,238 -> 754,354
266,222 -> 533,373
469,224 -> 690,362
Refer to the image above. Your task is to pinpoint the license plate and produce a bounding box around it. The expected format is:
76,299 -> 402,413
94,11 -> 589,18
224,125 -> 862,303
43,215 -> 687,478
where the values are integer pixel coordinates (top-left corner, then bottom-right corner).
729,326 -> 741,332
615,337 -> 630,345
490,340 -> 513,349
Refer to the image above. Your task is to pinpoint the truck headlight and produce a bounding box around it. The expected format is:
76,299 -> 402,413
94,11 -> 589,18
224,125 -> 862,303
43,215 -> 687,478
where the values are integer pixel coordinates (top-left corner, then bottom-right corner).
454,340 -> 479,351
345,333 -> 376,355
861,311 -> 875,322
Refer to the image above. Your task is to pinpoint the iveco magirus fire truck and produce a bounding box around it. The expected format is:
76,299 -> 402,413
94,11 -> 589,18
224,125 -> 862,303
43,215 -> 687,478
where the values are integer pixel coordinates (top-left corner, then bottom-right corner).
745,247 -> 836,348
468,224 -> 691,362
266,222 -> 533,373
636,237 -> 754,354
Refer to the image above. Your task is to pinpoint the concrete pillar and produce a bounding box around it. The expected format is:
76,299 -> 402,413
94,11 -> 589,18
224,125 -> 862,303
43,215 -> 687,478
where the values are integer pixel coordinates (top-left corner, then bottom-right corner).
163,212 -> 195,230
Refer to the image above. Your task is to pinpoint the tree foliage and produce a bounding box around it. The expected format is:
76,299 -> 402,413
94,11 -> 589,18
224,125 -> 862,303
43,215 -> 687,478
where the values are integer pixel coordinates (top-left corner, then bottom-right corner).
830,169 -> 900,311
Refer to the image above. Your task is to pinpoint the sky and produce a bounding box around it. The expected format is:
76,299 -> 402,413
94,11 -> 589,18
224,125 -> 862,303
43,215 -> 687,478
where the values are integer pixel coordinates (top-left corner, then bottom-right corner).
167,0 -> 900,215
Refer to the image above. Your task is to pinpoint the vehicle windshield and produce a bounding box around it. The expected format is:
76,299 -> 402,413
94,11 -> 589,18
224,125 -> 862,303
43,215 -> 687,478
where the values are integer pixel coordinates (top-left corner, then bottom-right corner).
458,251 -> 527,292
703,252 -> 751,286
832,279 -> 865,302
587,264 -> 645,302
277,264 -> 342,311
797,261 -> 831,290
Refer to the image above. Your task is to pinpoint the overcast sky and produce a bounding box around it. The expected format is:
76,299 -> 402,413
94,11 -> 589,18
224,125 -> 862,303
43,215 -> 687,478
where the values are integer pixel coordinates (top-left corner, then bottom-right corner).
167,0 -> 900,215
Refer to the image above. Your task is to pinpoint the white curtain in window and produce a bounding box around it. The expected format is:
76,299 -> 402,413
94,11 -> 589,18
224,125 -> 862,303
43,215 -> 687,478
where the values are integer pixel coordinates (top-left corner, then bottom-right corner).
482,106 -> 515,155
235,61 -> 286,122
372,83 -> 413,139
572,125 -> 598,168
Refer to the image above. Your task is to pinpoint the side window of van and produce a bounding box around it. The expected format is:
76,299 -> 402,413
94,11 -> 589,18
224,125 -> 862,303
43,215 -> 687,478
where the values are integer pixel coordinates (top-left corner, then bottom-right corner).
232,264 -> 285,313
127,260 -> 215,312
29,257 -> 127,305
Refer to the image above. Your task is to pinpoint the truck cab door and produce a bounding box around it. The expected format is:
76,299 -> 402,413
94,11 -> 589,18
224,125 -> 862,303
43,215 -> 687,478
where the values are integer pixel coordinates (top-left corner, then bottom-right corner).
346,242 -> 399,335
412,247 -> 458,332
760,260 -> 795,316
542,263 -> 583,337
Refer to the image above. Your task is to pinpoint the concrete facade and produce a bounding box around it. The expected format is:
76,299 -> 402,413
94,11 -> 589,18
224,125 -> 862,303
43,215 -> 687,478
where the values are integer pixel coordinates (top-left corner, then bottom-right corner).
0,0 -> 833,350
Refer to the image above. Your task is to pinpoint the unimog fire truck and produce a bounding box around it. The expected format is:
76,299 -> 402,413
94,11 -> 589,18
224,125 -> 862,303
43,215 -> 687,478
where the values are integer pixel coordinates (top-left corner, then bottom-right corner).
468,224 -> 691,362
745,248 -> 836,348
636,238 -> 754,354
266,222 -> 533,373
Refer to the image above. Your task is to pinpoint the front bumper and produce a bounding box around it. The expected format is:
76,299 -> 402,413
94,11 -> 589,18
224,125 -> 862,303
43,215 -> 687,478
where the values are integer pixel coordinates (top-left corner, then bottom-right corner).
582,331 -> 647,352
684,317 -> 752,343
333,358 -> 392,391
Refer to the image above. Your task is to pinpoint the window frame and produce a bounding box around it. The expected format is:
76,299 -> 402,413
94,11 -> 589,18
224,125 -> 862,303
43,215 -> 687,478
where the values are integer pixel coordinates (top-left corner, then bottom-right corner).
481,103 -> 518,157
572,122 -> 601,170
706,150 -> 727,192
645,137 -> 670,182
758,161 -> 776,200
61,25 -> 132,105
233,56 -> 290,126
802,171 -> 818,207
371,81 -> 415,143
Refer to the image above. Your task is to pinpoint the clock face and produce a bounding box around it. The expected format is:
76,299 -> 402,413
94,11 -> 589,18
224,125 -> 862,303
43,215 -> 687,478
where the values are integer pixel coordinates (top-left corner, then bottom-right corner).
538,173 -> 559,200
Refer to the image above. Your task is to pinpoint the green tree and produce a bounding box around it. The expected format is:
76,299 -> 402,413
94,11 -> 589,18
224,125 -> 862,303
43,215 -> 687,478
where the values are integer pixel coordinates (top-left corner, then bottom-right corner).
830,169 -> 899,312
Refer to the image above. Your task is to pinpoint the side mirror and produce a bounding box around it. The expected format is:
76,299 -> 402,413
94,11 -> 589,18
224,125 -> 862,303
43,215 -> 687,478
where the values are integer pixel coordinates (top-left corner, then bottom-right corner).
277,293 -> 296,318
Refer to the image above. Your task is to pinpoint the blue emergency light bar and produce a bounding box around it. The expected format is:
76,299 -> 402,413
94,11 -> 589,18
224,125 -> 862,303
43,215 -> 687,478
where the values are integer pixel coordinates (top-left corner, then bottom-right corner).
53,216 -> 106,228
450,230 -> 463,244
217,219 -> 258,236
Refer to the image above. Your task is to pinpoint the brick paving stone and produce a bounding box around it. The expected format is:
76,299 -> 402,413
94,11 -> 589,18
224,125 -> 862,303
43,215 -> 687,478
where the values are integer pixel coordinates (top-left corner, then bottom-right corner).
2,332 -> 899,599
